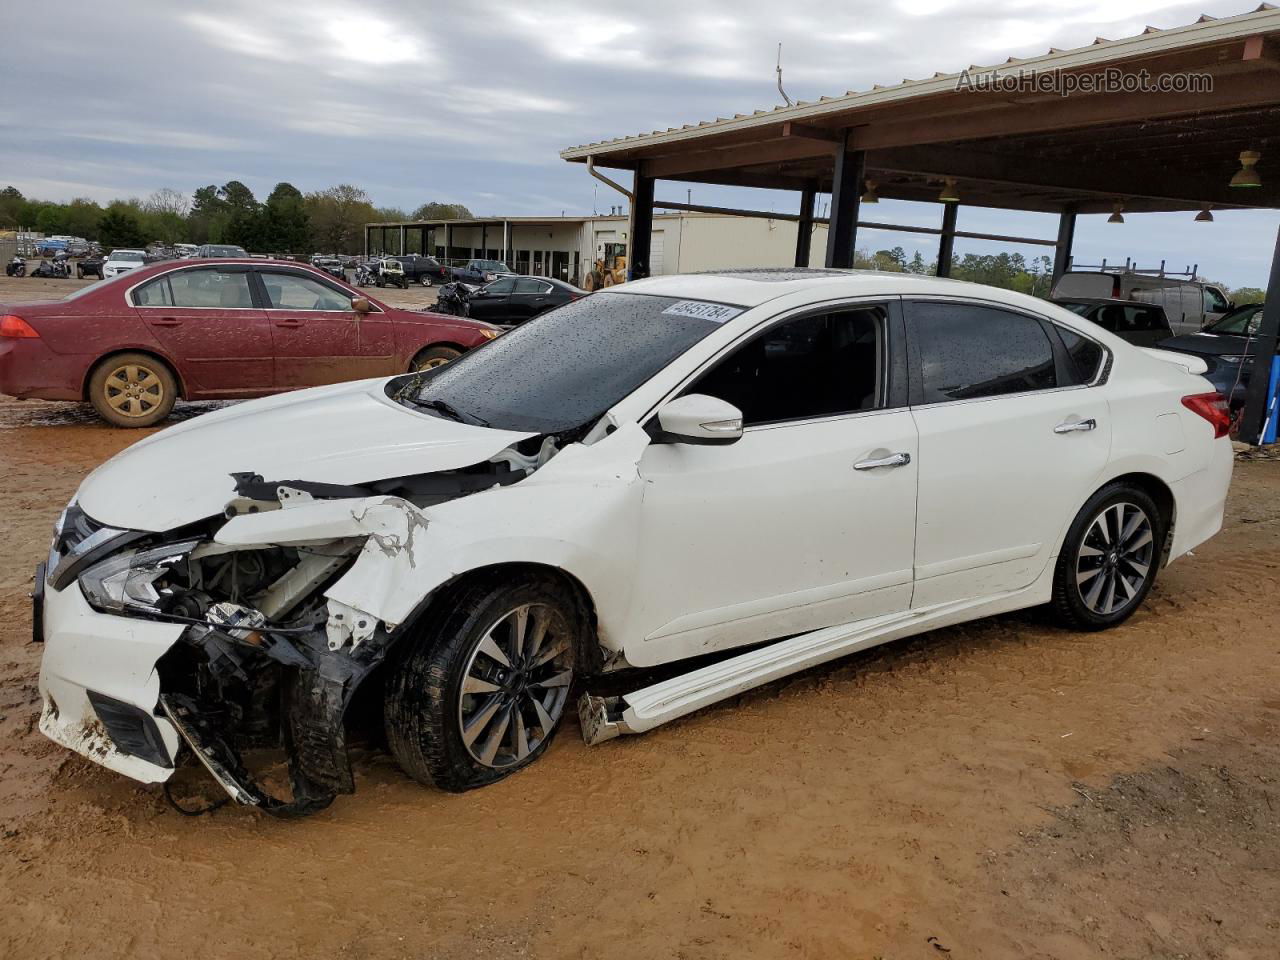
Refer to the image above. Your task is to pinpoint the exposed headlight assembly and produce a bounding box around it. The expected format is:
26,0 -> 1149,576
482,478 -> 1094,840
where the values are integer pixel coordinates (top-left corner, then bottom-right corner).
79,540 -> 199,614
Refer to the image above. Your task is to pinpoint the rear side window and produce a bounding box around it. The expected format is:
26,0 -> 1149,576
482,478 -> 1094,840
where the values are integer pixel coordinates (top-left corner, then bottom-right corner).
1056,327 -> 1105,383
514,279 -> 551,294
134,277 -> 174,307
168,269 -> 254,308
911,301 -> 1057,403
689,306 -> 886,425
133,269 -> 255,308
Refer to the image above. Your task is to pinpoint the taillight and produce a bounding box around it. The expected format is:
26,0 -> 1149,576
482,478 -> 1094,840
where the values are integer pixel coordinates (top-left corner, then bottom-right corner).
1181,392 -> 1230,439
0,314 -> 40,338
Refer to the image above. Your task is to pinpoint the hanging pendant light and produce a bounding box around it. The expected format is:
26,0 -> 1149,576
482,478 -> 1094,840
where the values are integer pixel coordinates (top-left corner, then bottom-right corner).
1229,150 -> 1262,188
1107,201 -> 1125,224
937,178 -> 960,203
861,180 -> 880,204
1194,204 -> 1214,223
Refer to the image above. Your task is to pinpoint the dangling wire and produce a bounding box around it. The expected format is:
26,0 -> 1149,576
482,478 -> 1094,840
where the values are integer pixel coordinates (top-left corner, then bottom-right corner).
163,780 -> 230,817
776,43 -> 793,107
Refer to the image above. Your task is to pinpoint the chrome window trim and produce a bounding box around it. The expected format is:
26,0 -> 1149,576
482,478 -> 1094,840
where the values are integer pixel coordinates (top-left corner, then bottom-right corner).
127,265 -> 258,310
903,294 -> 1112,406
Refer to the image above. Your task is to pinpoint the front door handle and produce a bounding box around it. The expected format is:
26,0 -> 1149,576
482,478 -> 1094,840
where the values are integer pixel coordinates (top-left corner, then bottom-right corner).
854,452 -> 911,471
1054,418 -> 1097,434
274,318 -> 305,328
149,317 -> 182,327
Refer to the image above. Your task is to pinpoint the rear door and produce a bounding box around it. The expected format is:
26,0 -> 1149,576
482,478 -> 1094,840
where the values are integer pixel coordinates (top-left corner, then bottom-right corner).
254,268 -> 390,387
904,298 -> 1112,608
511,278 -> 553,321
130,265 -> 273,396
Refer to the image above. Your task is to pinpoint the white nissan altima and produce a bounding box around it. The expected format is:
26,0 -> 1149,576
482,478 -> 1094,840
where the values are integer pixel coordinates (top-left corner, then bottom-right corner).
35,269 -> 1233,815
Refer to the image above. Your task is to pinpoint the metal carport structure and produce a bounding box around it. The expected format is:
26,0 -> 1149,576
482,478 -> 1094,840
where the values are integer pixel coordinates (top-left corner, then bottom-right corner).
561,5 -> 1280,443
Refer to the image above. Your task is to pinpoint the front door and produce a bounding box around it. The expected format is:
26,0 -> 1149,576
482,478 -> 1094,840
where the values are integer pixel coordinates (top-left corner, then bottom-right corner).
256,269 -> 389,387
627,303 -> 918,667
131,264 -> 273,396
904,299 -> 1112,608
466,278 -> 515,322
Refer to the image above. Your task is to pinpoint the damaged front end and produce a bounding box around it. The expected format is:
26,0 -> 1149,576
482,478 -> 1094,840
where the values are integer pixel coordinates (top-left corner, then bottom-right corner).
73,440 -> 557,817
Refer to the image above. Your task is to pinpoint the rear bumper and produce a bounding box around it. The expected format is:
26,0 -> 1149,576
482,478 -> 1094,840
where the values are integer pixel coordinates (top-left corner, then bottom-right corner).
1168,439 -> 1234,561
37,573 -> 184,784
0,338 -> 85,400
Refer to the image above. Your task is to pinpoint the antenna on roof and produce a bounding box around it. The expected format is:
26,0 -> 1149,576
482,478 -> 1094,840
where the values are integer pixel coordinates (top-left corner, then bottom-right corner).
776,43 -> 793,107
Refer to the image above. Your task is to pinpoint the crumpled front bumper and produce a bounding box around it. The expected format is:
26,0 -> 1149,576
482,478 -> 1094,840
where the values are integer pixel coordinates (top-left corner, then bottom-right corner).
37,572 -> 184,784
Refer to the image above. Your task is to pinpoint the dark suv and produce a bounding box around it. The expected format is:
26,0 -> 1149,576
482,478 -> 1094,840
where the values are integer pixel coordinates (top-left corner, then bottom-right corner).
390,254 -> 450,287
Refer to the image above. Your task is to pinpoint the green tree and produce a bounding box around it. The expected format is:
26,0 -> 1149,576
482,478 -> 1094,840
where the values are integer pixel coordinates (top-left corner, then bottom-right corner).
411,202 -> 473,220
1228,286 -> 1265,304
374,206 -> 410,222
305,184 -> 376,254
188,185 -> 229,244
0,185 -> 25,227
219,181 -> 262,251
261,182 -> 310,253
98,204 -> 147,248
64,198 -> 105,239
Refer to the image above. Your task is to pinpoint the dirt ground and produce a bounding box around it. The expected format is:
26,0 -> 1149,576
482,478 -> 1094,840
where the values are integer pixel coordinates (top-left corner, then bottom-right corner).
2,272 -> 1279,959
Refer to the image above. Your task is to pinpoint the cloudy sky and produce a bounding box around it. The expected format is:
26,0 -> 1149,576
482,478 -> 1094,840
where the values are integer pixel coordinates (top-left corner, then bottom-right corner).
4,0 -> 1276,287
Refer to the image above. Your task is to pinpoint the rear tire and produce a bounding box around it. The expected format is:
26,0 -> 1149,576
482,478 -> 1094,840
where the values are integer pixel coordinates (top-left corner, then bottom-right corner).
384,574 -> 581,792
420,275 -> 433,287
88,352 -> 178,428
1049,483 -> 1166,631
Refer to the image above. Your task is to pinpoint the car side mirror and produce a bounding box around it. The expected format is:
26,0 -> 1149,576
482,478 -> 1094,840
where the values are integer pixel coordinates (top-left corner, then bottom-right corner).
650,394 -> 744,445
351,297 -> 372,313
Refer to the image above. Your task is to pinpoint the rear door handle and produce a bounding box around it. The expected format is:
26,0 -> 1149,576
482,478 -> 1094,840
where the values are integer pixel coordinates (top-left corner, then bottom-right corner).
149,317 -> 182,327
1054,418 -> 1097,434
274,318 -> 305,328
854,452 -> 911,470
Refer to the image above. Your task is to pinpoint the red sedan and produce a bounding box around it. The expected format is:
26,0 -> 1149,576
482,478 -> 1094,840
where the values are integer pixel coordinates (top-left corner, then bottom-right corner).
0,258 -> 500,427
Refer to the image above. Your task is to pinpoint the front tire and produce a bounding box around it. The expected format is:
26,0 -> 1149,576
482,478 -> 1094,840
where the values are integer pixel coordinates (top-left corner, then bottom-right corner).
409,345 -> 461,372
87,352 -> 178,428
420,275 -> 433,287
1050,483 -> 1166,630
384,574 -> 580,791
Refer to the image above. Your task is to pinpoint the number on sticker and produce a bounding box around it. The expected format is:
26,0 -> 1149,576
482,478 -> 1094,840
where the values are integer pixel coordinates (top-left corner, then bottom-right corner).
662,301 -> 743,323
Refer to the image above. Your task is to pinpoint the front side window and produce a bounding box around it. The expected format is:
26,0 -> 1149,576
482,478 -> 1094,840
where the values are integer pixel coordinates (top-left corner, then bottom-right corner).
688,307 -> 885,426
134,269 -> 255,308
1204,286 -> 1230,313
485,278 -> 516,295
410,292 -> 732,433
260,272 -> 353,311
912,301 -> 1057,403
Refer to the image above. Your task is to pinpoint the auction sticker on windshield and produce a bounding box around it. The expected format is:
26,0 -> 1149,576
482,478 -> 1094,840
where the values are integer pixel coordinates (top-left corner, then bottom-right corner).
661,301 -> 743,323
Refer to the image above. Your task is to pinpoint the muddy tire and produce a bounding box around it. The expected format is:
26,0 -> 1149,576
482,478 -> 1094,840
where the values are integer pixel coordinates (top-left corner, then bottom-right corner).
383,573 -> 580,792
88,352 -> 178,428
1050,482 -> 1166,631
409,345 -> 462,372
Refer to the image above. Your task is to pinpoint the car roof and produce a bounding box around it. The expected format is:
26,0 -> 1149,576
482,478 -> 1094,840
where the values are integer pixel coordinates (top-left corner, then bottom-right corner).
610,268 -> 1039,309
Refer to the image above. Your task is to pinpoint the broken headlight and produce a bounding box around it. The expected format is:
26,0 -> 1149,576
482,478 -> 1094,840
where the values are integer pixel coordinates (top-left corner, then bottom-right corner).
79,540 -> 199,615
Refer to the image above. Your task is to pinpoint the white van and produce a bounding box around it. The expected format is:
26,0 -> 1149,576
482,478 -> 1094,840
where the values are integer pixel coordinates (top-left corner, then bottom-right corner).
1051,271 -> 1233,335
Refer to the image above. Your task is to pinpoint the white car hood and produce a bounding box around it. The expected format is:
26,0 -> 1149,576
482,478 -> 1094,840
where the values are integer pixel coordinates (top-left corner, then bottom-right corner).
77,378 -> 533,532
